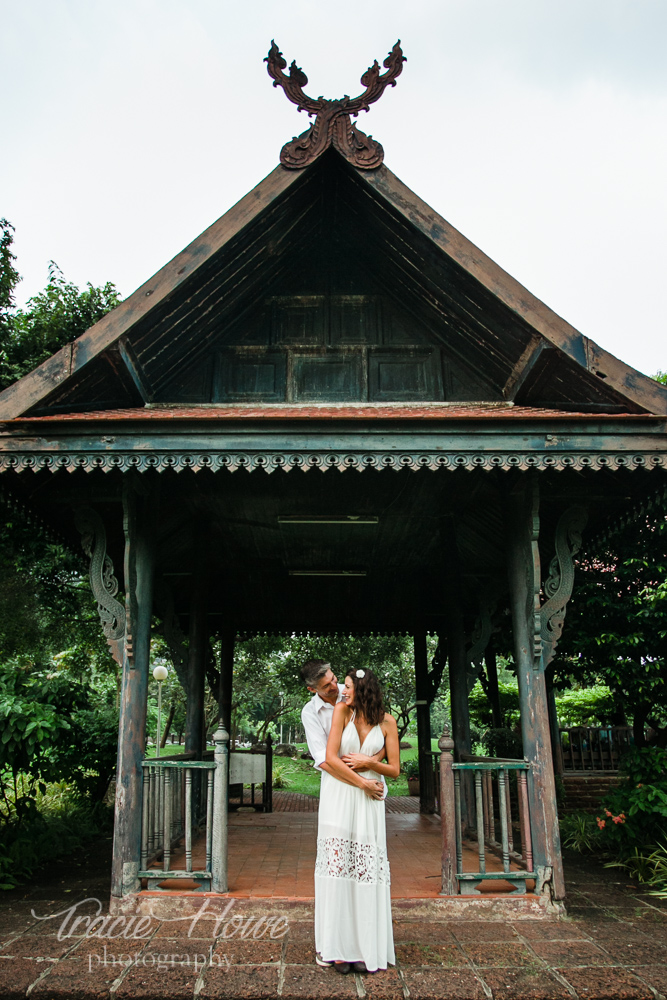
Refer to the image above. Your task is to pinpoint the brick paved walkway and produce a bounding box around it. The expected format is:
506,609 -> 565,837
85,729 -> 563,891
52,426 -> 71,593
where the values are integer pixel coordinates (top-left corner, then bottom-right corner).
1,830 -> 666,998
271,792 -> 419,814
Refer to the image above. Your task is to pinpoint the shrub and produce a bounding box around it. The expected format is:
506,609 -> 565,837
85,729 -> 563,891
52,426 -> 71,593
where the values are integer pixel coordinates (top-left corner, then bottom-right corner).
596,747 -> 667,853
402,758 -> 420,779
560,812 -> 604,854
272,763 -> 293,789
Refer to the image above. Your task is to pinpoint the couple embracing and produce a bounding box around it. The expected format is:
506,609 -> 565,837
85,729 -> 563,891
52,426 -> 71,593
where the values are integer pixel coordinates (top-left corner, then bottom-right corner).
300,659 -> 401,975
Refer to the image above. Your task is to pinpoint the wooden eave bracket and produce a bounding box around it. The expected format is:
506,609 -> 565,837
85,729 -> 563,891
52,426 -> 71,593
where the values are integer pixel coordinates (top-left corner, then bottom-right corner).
116,337 -> 154,404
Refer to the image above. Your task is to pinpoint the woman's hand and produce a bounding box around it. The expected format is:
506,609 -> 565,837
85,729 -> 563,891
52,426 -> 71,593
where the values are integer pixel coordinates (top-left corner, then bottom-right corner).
362,778 -> 385,800
341,752 -> 375,771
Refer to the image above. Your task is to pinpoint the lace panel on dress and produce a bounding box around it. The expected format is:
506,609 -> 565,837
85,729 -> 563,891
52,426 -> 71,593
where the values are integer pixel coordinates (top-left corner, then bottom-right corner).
315,836 -> 391,885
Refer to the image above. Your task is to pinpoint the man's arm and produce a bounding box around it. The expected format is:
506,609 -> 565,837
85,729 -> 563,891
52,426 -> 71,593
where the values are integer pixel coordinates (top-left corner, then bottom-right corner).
300,702 -> 329,772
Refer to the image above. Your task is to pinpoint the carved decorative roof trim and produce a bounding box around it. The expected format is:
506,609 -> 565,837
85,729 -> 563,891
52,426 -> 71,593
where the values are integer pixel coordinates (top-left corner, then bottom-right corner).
266,40 -> 405,169
0,451 -> 664,476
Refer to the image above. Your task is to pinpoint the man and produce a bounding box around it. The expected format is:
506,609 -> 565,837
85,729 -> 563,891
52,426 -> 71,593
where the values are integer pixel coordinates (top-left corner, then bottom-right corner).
300,659 -> 385,792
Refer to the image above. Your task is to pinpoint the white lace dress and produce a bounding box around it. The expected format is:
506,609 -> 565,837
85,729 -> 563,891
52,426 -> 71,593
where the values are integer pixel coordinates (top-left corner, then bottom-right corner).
314,715 -> 394,971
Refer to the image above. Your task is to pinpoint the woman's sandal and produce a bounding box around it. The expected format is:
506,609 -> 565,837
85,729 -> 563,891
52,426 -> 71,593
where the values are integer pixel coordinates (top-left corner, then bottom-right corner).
334,962 -> 351,975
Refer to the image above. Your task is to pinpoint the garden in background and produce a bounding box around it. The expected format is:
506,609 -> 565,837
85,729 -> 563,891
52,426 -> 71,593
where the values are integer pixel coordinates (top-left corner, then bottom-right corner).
0,217 -> 666,897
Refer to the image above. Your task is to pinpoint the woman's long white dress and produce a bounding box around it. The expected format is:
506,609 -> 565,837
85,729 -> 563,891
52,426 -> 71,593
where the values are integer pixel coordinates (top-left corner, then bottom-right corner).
314,715 -> 395,972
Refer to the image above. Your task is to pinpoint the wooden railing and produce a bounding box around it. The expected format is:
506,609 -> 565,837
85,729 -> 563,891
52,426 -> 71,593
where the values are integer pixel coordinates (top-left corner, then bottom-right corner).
139,727 -> 229,892
437,729 -> 535,896
560,726 -> 633,771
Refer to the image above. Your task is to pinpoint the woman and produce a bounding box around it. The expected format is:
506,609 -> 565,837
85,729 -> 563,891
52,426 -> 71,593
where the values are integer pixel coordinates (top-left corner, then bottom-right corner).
314,667 -> 401,974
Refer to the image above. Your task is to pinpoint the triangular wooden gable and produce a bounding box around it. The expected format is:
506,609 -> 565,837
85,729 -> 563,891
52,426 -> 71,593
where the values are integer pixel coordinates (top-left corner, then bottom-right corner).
1,149 -> 665,419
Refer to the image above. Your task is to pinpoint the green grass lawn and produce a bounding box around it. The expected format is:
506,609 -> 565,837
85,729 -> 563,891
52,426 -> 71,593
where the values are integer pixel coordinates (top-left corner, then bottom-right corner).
273,738 -> 440,798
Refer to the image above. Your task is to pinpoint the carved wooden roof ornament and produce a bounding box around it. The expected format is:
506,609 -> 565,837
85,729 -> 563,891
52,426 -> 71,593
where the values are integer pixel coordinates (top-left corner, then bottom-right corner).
265,40 -> 405,170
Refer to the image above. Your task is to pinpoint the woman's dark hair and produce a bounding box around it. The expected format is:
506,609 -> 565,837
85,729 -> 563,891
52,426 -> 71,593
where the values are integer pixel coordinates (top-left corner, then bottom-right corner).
346,668 -> 386,727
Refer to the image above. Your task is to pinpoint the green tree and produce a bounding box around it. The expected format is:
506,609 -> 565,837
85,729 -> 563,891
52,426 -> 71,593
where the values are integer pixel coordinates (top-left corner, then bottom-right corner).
554,506 -> 667,747
0,221 -> 121,391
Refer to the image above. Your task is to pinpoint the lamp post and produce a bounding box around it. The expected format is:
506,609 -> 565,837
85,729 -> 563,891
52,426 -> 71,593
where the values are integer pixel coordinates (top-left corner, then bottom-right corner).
153,664 -> 169,757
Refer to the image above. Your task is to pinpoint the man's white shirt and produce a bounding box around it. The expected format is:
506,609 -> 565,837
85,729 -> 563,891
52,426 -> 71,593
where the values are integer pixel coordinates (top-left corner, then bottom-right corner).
301,683 -> 345,771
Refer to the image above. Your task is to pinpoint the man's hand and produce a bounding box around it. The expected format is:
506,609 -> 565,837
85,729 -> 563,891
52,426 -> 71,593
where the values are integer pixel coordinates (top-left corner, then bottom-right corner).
362,779 -> 385,800
341,752 -> 376,771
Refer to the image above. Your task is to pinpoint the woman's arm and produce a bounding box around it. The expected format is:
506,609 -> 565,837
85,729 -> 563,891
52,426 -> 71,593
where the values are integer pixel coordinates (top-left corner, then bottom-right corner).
325,703 -> 384,798
341,715 -> 401,779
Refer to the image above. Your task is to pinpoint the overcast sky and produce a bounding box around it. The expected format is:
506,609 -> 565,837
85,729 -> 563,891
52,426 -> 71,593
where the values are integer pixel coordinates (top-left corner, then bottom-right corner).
2,1 -> 666,377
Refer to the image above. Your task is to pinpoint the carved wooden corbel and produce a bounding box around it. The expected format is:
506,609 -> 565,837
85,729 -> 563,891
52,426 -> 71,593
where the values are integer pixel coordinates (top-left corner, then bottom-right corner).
74,506 -> 125,665
265,40 -> 405,169
540,506 -> 588,667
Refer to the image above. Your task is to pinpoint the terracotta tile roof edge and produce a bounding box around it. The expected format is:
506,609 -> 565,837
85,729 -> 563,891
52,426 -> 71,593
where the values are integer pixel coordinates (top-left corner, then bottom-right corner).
3,404 -> 662,423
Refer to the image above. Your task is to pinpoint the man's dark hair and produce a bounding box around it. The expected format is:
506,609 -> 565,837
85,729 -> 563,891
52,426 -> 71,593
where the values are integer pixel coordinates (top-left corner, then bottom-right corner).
300,659 -> 330,688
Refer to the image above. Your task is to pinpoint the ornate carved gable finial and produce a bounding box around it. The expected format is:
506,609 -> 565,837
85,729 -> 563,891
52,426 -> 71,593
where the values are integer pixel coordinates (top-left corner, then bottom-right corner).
265,40 -> 406,170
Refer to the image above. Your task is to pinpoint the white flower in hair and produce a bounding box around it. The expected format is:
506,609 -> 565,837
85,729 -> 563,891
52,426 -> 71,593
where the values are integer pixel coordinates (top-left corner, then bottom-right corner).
355,669 -> 365,678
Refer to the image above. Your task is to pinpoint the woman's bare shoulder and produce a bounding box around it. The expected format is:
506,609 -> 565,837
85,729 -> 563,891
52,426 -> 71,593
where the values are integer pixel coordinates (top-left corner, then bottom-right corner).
382,712 -> 398,731
333,701 -> 350,719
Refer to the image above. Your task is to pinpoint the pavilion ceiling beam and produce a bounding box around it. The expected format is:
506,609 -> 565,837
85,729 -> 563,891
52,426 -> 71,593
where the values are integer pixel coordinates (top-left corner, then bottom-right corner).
116,337 -> 154,404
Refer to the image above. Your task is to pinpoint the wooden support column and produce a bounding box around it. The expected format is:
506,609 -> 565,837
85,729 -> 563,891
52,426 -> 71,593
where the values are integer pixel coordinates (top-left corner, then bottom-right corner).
185,558 -> 209,759
413,631 -> 436,815
448,605 -> 473,831
546,679 -> 564,777
505,477 -> 565,900
485,640 -> 503,730
111,485 -> 155,899
218,626 -> 235,736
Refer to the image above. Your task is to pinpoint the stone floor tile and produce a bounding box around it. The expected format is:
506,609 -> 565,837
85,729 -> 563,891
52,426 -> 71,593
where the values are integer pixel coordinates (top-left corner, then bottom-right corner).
358,967 -> 405,999
511,920 -> 588,941
114,962 -> 201,998
395,941 -> 467,966
210,939 -> 282,965
590,934 -> 667,965
283,920 -> 314,942
31,954 -> 125,998
199,964 -> 280,999
481,967 -> 573,999
400,967 -> 486,999
450,921 -> 519,943
630,964 -> 667,995
0,955 -> 56,999
558,967 -> 655,999
283,940 -> 317,965
0,932 -> 77,960
280,964 -> 357,999
530,939 -> 609,966
392,920 -> 455,944
461,941 -> 537,968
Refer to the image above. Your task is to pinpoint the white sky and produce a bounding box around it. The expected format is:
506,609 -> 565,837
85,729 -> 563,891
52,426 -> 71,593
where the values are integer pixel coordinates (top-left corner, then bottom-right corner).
2,0 -> 666,377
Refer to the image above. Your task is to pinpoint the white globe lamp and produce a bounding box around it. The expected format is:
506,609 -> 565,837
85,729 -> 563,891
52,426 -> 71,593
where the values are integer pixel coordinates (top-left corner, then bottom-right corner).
153,664 -> 169,756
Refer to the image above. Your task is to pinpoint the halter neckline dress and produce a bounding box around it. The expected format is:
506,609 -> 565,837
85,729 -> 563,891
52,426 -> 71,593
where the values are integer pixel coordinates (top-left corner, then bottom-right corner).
314,712 -> 394,972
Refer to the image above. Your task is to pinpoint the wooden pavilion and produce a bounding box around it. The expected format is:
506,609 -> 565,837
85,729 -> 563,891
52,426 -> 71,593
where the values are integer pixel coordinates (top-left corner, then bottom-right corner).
1,43 -> 666,912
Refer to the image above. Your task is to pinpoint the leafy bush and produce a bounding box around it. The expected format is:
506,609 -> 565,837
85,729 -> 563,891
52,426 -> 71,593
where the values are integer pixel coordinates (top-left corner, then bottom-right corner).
554,686 -> 616,727
596,747 -> 667,853
402,758 -> 420,779
478,727 -> 524,759
607,842 -> 667,897
0,788 -> 112,890
468,682 -> 520,729
560,812 -> 604,853
272,763 -> 293,789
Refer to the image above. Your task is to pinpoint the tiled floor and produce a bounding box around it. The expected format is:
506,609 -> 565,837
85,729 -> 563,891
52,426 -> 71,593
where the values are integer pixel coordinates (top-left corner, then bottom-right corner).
1,849 -> 667,1000
154,811 -> 528,898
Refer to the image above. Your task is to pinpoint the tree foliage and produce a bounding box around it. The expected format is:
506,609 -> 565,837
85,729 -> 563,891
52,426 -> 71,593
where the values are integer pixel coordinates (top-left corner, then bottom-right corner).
554,505 -> 667,746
